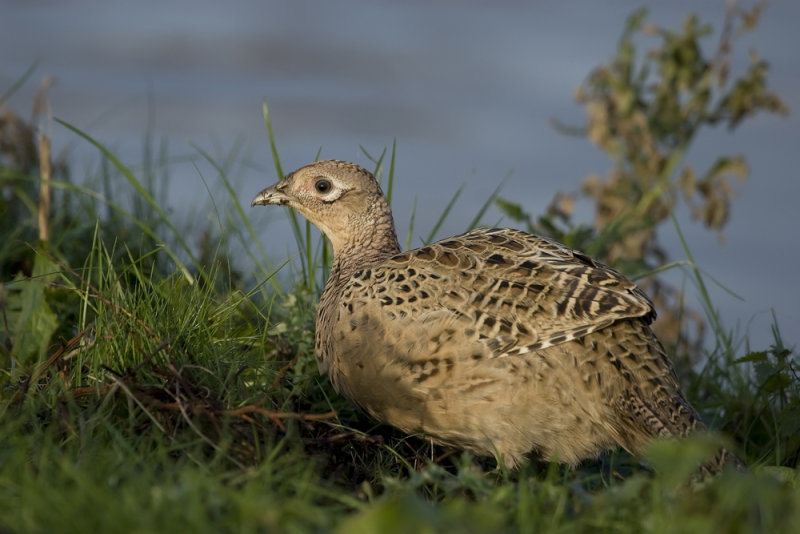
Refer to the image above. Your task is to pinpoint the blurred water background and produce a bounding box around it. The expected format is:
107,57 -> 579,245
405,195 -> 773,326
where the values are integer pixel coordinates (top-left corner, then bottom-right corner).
1,0 -> 798,350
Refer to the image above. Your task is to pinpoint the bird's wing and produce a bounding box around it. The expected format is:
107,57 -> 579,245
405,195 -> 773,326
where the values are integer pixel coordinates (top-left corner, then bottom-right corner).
346,227 -> 655,358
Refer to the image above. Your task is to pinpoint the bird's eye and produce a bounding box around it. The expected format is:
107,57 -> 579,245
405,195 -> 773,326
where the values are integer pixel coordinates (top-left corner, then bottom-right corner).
314,178 -> 332,194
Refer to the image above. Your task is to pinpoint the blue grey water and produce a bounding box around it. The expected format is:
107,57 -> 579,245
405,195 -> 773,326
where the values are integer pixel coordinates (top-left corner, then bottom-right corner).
2,0 -> 798,352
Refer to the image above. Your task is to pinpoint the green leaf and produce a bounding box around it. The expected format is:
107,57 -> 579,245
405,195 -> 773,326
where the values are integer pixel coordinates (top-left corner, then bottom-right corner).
734,350 -> 768,364
494,198 -> 529,223
703,156 -> 748,184
4,252 -> 59,369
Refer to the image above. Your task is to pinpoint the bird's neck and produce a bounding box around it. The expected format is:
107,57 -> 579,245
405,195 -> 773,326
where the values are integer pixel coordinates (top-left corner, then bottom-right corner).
330,231 -> 400,284
316,212 -> 400,368
327,203 -> 401,284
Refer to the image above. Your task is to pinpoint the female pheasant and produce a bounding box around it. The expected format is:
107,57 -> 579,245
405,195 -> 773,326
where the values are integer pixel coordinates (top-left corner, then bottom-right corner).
252,159 -> 740,472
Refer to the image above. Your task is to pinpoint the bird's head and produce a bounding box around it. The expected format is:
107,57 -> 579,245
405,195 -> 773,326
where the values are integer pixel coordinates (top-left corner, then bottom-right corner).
251,160 -> 399,257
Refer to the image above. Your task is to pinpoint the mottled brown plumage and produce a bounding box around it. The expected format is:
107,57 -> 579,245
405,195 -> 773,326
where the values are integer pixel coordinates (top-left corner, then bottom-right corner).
252,160 -> 741,472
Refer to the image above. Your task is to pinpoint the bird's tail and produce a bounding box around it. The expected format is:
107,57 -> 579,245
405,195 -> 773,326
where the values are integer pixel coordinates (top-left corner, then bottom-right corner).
619,389 -> 746,477
698,446 -> 746,477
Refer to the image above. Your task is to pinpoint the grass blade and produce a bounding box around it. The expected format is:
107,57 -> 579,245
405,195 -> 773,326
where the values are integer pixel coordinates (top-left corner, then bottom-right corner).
467,171 -> 510,230
425,183 -> 464,244
405,196 -> 418,251
262,98 -> 312,288
0,60 -> 39,106
191,144 -> 280,290
387,140 -> 397,205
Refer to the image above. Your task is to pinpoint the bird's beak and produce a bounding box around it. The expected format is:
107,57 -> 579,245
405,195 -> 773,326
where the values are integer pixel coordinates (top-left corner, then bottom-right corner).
251,182 -> 290,207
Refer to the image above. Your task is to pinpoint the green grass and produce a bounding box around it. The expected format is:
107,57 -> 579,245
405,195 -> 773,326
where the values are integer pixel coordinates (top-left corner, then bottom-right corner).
1,108 -> 799,534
